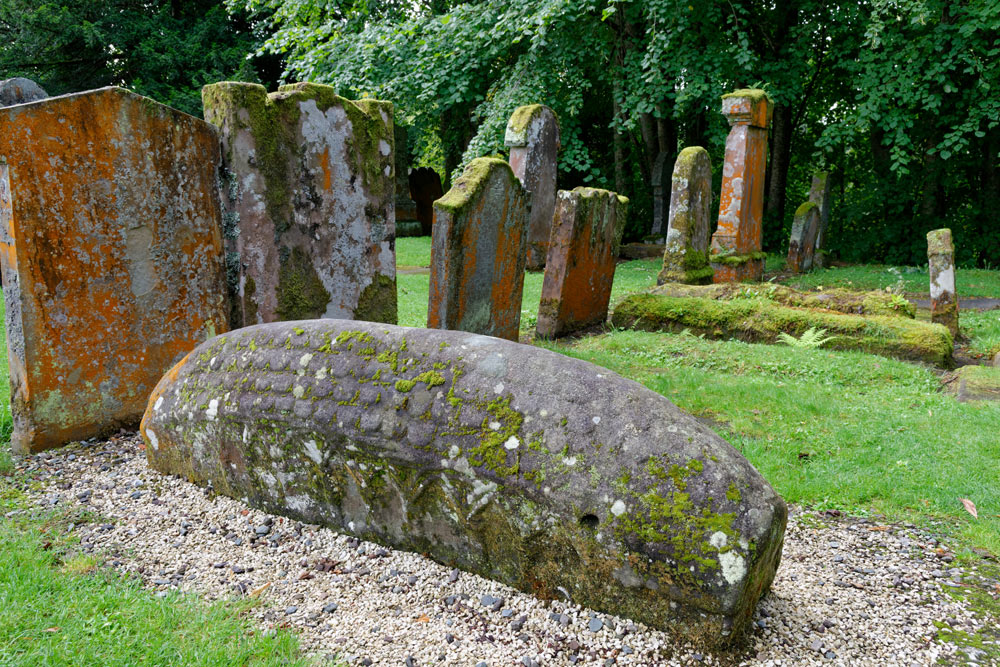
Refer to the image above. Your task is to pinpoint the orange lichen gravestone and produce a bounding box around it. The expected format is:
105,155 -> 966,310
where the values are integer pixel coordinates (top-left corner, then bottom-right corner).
709,89 -> 772,283
505,105 -> 560,270
0,87 -> 229,454
428,158 -> 528,341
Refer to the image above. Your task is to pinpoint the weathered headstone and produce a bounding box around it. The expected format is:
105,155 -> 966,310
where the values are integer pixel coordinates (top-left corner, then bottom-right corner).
0,87 -> 229,454
0,78 -> 48,106
505,105 -> 560,270
658,147 -> 714,285
786,201 -> 820,274
808,171 -> 832,264
650,151 -> 671,238
142,319 -> 787,648
709,90 -> 772,282
202,82 -> 396,328
428,158 -> 528,341
536,188 -> 628,338
409,167 -> 444,236
394,124 -> 421,237
927,228 -> 959,338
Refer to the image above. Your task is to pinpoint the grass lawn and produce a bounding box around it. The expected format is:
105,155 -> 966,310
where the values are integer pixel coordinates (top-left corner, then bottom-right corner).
962,309 -> 1000,359
779,262 -> 1000,298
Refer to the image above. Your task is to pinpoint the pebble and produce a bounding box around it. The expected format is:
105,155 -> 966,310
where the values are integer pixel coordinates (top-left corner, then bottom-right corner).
17,434 -> 993,667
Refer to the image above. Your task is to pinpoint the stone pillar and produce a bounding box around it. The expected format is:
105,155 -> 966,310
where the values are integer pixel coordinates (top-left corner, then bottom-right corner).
202,82 -> 397,328
927,228 -> 959,338
394,124 -> 422,237
505,105 -> 560,270
537,188 -> 628,338
0,87 -> 229,454
658,147 -> 714,285
409,167 -> 444,237
0,78 -> 48,106
650,151 -> 671,238
428,158 -> 528,341
809,171 -> 832,266
709,89 -> 772,283
786,201 -> 820,274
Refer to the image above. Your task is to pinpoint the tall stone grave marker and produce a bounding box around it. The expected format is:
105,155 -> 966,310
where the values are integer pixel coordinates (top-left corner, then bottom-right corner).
927,228 -> 959,338
709,89 -> 772,282
428,158 -> 528,341
0,87 -> 229,454
650,151 -> 671,238
202,82 -> 397,328
505,105 -> 560,270
809,171 -> 832,266
658,147 -> 714,285
786,201 -> 820,273
537,187 -> 628,338
394,124 -> 421,237
410,167 -> 444,236
0,78 -> 48,106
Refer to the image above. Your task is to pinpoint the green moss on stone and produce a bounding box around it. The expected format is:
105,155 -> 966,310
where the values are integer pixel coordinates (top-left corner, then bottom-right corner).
354,274 -> 398,324
927,228 -> 954,256
435,158 -> 513,214
722,88 -> 772,104
709,250 -> 768,267
276,246 -> 331,320
794,201 -> 818,217
395,379 -> 416,393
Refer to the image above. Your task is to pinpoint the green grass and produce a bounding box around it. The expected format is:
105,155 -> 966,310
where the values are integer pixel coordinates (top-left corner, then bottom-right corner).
780,263 -> 1000,297
544,329 -> 1000,554
963,308 -> 1000,359
0,496 -> 305,666
394,238 -> 661,331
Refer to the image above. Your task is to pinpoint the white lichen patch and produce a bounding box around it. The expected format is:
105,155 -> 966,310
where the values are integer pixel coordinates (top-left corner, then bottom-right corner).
494,382 -> 505,394
153,396 -> 164,412
205,399 -> 219,420
504,436 -> 520,450
316,367 -> 327,380
488,421 -> 501,431
303,440 -> 323,464
299,353 -> 313,367
293,385 -> 306,399
719,550 -> 747,585
610,499 -> 626,516
448,445 -> 461,458
145,428 -> 159,451
562,456 -> 577,467
709,531 -> 728,549
592,416 -> 601,425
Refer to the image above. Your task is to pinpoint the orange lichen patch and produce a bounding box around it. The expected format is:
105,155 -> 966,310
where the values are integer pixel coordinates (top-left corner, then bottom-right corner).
428,158 -> 527,340
536,188 -> 627,338
0,87 -> 229,453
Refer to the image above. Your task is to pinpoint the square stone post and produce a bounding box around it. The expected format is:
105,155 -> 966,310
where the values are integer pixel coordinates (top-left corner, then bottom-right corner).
505,105 -> 560,270
927,228 -> 959,338
710,90 -> 772,282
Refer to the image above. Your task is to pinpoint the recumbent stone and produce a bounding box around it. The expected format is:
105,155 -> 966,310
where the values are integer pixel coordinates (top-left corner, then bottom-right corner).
142,319 -> 786,647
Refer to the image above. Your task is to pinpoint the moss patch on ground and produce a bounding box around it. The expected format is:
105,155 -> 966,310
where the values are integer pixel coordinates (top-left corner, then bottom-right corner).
611,293 -> 953,366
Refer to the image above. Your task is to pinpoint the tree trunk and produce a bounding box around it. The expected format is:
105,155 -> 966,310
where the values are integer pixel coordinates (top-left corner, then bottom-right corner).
638,112 -> 658,186
613,85 -> 627,195
764,103 -> 793,227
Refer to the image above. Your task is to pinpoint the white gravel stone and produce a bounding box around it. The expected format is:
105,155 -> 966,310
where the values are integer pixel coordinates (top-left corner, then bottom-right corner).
15,433 -> 996,666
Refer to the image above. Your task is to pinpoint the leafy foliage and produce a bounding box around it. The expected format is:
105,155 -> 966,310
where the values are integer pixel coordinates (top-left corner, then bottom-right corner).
777,326 -> 835,349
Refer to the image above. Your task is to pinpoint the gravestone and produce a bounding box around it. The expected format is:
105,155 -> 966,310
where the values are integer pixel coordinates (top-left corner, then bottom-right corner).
709,90 -> 772,282
808,171 -> 832,265
658,147 -> 714,285
428,158 -> 528,341
650,151 -> 671,238
927,228 -> 959,338
394,124 -> 421,237
0,87 -> 229,454
786,201 -> 820,273
536,188 -> 628,338
142,319 -> 788,648
202,82 -> 396,329
0,78 -> 48,106
409,167 -> 444,236
505,105 -> 560,270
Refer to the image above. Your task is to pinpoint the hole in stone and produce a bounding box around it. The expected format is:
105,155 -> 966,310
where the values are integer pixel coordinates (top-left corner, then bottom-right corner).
579,514 -> 599,530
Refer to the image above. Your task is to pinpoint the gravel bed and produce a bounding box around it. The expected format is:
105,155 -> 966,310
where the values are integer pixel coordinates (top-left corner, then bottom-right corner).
12,432 -> 999,666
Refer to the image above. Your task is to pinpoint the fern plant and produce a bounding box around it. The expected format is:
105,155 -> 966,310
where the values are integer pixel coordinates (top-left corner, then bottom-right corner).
777,326 -> 835,349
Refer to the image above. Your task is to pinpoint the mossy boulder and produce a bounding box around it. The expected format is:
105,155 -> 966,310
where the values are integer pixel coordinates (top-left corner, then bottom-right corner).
650,282 -> 917,318
142,320 -> 787,648
612,294 -> 953,366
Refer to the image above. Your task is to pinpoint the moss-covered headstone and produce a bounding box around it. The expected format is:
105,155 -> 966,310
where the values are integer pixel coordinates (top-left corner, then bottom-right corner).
658,147 -> 714,285
202,82 -> 397,328
786,201 -> 820,273
709,89 -> 772,283
808,171 -> 831,267
0,87 -> 229,453
428,158 -> 528,341
505,105 -> 560,270
927,228 -> 959,338
141,319 -> 787,649
537,187 -> 628,338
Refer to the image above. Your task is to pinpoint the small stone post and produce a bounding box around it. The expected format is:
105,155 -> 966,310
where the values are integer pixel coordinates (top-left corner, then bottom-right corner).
786,202 -> 820,274
658,147 -> 714,285
808,171 -> 832,266
505,105 -> 560,270
709,89 -> 772,283
927,228 -> 959,338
